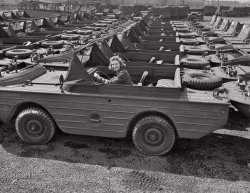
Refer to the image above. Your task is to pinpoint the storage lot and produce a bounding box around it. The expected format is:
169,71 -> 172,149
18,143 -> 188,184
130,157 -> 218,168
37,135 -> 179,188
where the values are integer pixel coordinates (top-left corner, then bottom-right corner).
0,110 -> 249,192
0,14 -> 250,193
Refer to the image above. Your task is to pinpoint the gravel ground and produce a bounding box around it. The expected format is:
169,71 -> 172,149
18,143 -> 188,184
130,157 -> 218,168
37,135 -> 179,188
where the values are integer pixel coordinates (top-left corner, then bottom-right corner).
0,15 -> 250,193
0,109 -> 249,193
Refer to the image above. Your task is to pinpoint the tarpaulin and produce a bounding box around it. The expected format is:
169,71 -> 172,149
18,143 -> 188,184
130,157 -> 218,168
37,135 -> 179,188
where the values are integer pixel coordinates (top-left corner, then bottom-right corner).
84,43 -> 109,68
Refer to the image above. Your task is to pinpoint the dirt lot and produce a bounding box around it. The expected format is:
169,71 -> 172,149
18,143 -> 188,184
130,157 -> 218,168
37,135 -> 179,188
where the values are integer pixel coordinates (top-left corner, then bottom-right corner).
0,15 -> 250,193
0,109 -> 249,193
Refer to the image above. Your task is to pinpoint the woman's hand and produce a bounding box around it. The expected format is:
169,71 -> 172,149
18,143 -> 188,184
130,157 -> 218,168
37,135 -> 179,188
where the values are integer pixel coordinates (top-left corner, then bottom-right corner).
94,72 -> 100,79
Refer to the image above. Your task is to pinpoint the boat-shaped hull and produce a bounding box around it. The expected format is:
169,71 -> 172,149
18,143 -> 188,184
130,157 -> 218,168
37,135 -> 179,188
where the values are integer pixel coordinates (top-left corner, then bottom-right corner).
0,64 -> 47,86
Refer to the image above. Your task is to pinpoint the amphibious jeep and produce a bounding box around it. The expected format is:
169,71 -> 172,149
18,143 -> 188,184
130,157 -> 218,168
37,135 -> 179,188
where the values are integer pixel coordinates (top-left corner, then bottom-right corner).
0,52 -> 229,156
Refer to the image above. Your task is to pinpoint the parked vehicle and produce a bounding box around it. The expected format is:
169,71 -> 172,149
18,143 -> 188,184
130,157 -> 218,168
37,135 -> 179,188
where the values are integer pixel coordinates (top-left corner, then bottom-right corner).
0,52 -> 229,156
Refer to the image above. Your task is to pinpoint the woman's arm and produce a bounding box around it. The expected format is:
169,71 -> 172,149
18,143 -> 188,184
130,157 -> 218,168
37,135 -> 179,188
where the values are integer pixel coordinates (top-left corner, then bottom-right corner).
95,71 -> 127,84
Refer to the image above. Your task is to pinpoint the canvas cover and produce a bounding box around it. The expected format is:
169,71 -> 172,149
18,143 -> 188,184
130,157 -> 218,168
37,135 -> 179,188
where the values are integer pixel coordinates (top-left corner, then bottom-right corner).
216,19 -> 229,31
120,32 -> 137,50
128,28 -> 141,43
64,53 -> 93,82
6,24 -> 17,37
229,54 -> 250,65
2,11 -> 18,20
47,18 -> 56,28
213,16 -> 223,28
219,21 -> 239,35
30,20 -> 40,32
84,43 -> 109,68
109,35 -> 126,53
60,14 -> 70,23
76,13 -> 84,21
34,18 -> 52,29
0,26 -> 9,38
236,24 -> 250,40
42,18 -> 53,28
70,13 -> 77,22
20,11 -> 30,18
99,40 -> 114,58
210,15 -> 217,25
139,20 -> 147,31
142,15 -> 149,25
83,12 -> 91,19
63,53 -> 94,93
134,24 -> 145,37
51,16 -> 65,26
11,21 -> 26,32
34,19 -> 43,28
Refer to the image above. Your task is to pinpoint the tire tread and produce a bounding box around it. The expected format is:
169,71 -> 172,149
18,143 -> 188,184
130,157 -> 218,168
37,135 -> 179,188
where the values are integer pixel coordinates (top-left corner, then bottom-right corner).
132,116 -> 175,156
15,107 -> 55,144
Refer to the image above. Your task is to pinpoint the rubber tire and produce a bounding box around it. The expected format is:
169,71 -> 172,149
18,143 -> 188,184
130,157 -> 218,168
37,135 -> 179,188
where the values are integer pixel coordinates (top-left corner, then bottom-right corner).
176,28 -> 189,32
41,40 -> 64,49
181,38 -> 198,45
5,49 -> 33,59
185,46 -> 210,55
0,128 -> 3,143
132,116 -> 175,156
15,108 -> 56,144
76,29 -> 93,35
179,33 -> 196,38
61,34 -> 80,40
181,57 -> 210,69
183,72 -> 222,90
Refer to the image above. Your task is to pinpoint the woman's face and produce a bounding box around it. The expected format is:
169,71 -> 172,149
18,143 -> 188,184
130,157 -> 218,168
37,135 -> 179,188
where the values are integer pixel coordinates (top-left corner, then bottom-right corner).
110,60 -> 120,72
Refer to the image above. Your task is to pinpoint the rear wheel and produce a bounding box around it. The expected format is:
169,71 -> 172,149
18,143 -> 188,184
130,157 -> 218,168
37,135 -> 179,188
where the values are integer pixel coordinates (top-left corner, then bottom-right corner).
132,116 -> 175,156
0,128 -> 3,143
15,108 -> 55,144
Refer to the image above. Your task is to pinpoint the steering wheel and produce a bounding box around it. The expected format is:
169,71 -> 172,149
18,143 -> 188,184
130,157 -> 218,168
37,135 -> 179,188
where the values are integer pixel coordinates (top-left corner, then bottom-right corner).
95,70 -> 111,80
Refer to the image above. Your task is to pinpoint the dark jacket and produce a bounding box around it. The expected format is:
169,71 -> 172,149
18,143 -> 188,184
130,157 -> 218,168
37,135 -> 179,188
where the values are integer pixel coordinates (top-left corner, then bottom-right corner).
97,69 -> 133,85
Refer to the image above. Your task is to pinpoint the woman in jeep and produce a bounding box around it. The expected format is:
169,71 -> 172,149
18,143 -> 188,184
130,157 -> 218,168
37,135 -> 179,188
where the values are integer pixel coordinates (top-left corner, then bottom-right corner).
94,56 -> 133,85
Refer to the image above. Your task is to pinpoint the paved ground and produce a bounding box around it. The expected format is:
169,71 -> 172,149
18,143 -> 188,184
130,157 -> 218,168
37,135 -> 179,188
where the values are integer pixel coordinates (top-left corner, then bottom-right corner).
0,110 -> 249,193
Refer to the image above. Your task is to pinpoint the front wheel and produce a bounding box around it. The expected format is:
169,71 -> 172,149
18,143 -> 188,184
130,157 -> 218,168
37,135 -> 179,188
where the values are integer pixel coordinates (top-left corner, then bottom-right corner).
15,108 -> 55,144
132,116 -> 175,156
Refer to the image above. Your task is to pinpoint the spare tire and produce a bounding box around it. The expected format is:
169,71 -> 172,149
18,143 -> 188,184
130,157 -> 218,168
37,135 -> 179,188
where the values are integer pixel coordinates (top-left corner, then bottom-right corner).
181,57 -> 210,69
185,46 -> 210,55
180,38 -> 198,45
5,49 -> 33,59
175,28 -> 189,32
179,32 -> 197,38
64,30 -> 77,34
61,34 -> 80,40
76,29 -> 93,35
41,40 -> 64,49
194,24 -> 204,28
184,72 -> 222,90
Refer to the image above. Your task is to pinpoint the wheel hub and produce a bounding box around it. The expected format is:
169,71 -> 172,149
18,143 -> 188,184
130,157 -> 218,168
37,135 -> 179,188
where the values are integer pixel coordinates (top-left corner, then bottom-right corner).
26,119 -> 44,135
144,127 -> 163,145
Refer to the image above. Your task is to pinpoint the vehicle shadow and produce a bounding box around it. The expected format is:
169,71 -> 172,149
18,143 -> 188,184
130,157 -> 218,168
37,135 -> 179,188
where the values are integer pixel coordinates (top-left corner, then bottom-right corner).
1,122 -> 250,182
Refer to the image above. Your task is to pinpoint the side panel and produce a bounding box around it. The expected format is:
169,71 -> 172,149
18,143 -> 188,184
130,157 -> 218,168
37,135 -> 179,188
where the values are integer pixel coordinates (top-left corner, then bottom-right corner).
0,90 -> 229,139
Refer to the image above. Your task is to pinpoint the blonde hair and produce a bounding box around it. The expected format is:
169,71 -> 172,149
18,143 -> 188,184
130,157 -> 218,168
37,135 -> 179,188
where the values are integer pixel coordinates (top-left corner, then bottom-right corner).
109,55 -> 126,70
